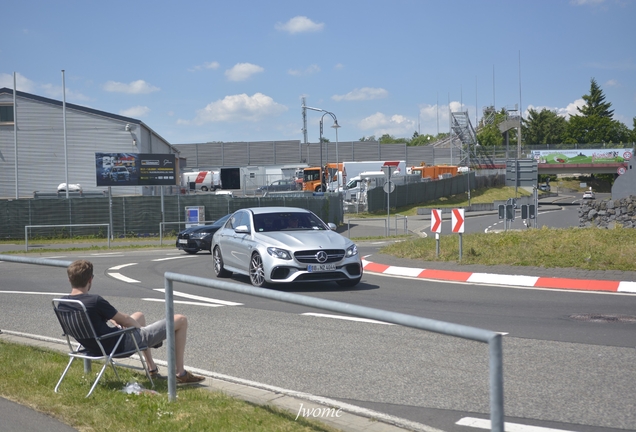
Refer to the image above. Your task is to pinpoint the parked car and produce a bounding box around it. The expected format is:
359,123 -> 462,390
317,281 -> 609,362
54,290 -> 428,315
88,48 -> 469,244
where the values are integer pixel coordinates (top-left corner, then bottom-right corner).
256,179 -> 299,193
583,190 -> 595,199
176,214 -> 231,254
57,183 -> 83,193
539,184 -> 551,192
110,166 -> 130,182
211,207 -> 362,288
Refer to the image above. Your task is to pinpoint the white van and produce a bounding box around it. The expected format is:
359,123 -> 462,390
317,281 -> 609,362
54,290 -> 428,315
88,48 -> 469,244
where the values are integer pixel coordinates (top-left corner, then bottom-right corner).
341,171 -> 387,201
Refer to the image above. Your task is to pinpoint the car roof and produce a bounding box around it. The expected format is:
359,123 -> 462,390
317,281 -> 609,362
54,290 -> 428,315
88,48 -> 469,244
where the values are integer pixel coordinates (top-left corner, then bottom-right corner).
245,206 -> 309,215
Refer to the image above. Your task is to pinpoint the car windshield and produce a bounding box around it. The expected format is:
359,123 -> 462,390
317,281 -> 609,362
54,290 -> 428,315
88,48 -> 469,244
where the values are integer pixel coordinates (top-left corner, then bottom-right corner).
253,212 -> 328,232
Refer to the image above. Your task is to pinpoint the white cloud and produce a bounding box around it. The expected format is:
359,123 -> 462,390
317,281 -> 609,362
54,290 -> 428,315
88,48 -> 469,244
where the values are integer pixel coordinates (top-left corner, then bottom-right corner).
103,80 -> 160,94
332,87 -> 388,102
334,63 -> 345,70
358,112 -> 416,137
189,61 -> 220,72
180,93 -> 287,125
288,64 -> 320,76
225,63 -> 264,81
119,106 -> 150,118
40,83 -> 90,101
570,0 -> 605,5
604,79 -> 619,87
525,99 -> 585,119
275,16 -> 324,34
0,72 -> 36,93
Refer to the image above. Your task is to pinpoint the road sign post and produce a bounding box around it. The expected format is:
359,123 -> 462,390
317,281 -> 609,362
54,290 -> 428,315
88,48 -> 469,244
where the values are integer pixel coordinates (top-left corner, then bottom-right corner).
452,208 -> 465,260
431,209 -> 442,257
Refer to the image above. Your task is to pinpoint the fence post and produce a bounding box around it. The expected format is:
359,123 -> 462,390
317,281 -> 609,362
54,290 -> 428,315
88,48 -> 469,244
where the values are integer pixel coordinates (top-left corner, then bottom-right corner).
164,278 -> 177,402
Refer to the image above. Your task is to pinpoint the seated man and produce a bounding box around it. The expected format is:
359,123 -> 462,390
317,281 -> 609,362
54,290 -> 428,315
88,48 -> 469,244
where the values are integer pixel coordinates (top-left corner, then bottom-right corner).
61,259 -> 204,384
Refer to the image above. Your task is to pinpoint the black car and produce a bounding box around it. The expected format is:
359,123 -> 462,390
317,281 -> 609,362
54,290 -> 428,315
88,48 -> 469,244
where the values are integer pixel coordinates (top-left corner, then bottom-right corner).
256,179 -> 300,193
176,214 -> 231,254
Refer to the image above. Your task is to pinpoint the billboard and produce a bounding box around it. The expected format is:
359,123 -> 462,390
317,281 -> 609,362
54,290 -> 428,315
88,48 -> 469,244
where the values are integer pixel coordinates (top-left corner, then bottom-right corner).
531,149 -> 633,165
96,153 -> 177,187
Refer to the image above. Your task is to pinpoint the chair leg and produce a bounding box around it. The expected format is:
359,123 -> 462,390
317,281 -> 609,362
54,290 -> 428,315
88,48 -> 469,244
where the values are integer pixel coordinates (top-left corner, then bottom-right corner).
54,357 -> 76,393
86,362 -> 110,398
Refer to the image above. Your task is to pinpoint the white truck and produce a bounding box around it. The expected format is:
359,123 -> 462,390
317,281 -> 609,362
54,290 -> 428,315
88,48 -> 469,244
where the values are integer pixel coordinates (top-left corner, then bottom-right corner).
181,170 -> 222,192
341,171 -> 388,202
329,160 -> 406,192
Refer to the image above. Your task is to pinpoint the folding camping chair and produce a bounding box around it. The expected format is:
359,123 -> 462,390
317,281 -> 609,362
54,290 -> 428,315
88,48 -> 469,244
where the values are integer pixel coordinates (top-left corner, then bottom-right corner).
52,298 -> 154,397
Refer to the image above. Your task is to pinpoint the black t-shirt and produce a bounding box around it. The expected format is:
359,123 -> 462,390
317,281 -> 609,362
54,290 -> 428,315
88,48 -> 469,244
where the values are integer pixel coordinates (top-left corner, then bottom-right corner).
60,293 -> 122,354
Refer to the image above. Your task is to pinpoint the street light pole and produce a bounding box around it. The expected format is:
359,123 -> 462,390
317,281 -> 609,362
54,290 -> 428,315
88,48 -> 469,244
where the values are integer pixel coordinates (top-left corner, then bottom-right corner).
332,121 -> 341,190
303,104 -> 338,192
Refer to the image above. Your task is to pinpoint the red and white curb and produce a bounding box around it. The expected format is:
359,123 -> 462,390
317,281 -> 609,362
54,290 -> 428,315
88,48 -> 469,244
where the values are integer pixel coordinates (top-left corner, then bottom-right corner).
362,259 -> 636,293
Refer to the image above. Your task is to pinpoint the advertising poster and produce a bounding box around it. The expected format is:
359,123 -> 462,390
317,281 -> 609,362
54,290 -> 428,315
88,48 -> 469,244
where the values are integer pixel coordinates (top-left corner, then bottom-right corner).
95,153 -> 176,186
531,148 -> 632,165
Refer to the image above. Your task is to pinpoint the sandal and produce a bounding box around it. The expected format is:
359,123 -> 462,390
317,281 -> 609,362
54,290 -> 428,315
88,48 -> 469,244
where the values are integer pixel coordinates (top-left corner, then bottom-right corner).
176,370 -> 205,384
148,368 -> 164,379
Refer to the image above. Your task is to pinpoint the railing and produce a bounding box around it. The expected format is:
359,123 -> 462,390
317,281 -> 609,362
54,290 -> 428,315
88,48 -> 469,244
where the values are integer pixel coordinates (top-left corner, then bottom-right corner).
24,224 -> 110,251
0,254 -> 505,432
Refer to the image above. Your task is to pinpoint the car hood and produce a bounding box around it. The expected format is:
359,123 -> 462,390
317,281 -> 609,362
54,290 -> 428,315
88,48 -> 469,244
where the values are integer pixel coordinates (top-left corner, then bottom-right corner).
255,230 -> 352,249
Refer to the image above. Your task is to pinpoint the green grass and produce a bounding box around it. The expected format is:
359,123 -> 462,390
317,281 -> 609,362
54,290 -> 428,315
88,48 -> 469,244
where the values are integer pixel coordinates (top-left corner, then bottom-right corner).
0,341 -> 340,432
380,226 -> 636,271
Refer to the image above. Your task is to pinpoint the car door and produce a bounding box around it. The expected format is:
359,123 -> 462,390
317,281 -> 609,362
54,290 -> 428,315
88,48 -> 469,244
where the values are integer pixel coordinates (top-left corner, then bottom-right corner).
223,210 -> 252,272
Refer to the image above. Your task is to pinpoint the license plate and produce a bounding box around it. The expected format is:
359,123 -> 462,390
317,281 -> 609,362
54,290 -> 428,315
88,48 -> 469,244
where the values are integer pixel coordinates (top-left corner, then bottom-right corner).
178,239 -> 188,244
307,264 -> 336,272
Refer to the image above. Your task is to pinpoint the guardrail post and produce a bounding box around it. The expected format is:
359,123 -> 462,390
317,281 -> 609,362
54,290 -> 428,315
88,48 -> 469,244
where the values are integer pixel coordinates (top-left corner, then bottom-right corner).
489,334 -> 504,432
164,277 -> 177,402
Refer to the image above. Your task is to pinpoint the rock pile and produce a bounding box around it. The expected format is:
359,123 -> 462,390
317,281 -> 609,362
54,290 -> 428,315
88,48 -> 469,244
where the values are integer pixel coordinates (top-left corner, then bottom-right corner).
579,195 -> 636,228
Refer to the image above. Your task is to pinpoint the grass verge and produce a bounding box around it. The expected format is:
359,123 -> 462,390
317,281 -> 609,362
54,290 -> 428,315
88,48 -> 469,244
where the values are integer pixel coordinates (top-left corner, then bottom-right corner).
0,341 -> 339,432
380,226 -> 636,271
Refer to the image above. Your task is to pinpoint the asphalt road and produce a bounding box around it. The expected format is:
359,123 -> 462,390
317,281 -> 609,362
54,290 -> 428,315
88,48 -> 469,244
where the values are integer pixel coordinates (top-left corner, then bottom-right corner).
2,239 -> 636,432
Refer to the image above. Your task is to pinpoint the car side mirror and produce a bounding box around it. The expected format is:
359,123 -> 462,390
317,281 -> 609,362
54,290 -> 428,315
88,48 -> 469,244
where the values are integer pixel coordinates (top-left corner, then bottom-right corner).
235,225 -> 250,234
327,223 -> 337,231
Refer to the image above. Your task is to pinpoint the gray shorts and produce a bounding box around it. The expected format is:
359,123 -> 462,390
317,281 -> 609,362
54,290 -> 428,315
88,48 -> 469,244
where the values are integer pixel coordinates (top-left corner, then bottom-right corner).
122,319 -> 167,352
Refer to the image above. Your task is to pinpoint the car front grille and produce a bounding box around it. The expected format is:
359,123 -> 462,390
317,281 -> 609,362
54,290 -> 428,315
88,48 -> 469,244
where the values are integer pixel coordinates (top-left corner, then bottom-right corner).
294,249 -> 345,264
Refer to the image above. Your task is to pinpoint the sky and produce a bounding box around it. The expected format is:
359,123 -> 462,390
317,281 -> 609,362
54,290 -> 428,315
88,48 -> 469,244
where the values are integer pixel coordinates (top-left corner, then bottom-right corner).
2,0 -> 635,145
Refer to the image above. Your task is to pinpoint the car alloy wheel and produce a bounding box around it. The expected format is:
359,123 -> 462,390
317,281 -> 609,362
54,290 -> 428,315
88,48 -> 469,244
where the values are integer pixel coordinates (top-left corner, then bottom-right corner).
249,253 -> 267,287
213,247 -> 231,278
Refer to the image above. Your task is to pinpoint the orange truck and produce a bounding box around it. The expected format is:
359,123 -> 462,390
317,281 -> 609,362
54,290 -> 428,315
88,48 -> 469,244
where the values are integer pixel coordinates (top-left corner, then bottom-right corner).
410,164 -> 458,180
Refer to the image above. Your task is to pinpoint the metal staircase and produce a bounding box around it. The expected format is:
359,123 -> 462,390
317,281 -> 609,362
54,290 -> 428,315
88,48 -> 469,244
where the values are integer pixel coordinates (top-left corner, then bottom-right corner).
450,111 -> 496,169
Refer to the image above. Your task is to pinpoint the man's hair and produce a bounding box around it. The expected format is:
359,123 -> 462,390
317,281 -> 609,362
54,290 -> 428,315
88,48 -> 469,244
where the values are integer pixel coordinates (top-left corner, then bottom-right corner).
67,259 -> 93,288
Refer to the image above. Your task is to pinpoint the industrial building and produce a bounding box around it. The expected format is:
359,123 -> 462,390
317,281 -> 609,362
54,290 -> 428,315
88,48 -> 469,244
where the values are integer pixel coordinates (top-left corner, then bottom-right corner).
0,87 -> 180,198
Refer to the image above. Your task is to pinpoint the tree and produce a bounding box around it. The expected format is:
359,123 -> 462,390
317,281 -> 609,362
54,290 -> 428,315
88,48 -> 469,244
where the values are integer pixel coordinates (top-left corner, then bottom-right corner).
522,108 -> 567,145
566,78 -> 629,144
358,135 -> 376,142
577,78 -> 614,118
409,133 -> 436,146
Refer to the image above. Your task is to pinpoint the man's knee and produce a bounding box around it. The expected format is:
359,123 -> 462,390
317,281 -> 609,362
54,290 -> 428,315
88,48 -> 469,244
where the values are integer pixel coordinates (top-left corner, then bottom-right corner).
174,314 -> 188,329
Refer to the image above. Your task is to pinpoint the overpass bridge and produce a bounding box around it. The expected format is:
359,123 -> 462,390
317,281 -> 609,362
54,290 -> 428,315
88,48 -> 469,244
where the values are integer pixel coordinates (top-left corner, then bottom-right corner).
445,108 -> 633,177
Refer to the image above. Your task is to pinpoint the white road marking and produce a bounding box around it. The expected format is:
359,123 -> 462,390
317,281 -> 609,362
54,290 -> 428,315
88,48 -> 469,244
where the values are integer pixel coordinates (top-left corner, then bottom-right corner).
90,252 -> 125,257
0,291 -> 68,296
302,313 -> 394,325
152,256 -> 199,262
108,272 -> 140,283
109,263 -> 137,270
142,298 -> 224,307
154,289 -> 243,306
456,417 -> 576,431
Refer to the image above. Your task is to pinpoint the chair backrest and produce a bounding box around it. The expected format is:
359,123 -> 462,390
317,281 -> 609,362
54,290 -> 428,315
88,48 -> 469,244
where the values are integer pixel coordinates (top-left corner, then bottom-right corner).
52,299 -> 99,342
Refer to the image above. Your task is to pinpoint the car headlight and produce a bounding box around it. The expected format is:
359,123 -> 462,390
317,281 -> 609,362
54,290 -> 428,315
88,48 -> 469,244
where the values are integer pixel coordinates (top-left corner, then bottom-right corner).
190,233 -> 208,240
345,244 -> 358,257
267,247 -> 292,260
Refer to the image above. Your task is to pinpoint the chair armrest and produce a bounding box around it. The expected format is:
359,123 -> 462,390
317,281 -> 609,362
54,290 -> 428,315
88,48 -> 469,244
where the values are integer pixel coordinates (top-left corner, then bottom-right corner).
96,326 -> 137,341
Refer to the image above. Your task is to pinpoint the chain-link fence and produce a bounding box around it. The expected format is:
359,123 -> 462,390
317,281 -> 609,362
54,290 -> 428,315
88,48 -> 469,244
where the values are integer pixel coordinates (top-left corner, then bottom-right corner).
0,194 -> 343,240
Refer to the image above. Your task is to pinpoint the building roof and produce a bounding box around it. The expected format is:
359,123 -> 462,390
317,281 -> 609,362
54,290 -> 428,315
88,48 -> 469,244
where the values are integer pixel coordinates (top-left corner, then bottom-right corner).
0,87 -> 179,154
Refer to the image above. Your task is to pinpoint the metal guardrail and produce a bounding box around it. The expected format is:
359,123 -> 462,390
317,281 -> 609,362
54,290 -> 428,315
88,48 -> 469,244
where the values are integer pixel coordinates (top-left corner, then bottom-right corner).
162,272 -> 504,430
346,216 -> 409,237
24,224 -> 110,251
0,254 -> 505,431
